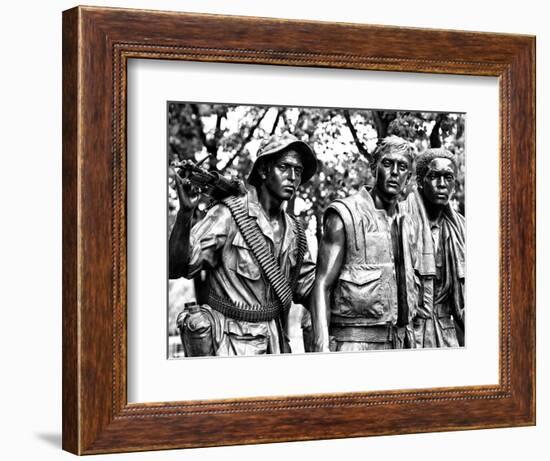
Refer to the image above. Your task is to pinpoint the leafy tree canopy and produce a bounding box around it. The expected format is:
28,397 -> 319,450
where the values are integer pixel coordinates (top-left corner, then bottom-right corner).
168,103 -> 465,244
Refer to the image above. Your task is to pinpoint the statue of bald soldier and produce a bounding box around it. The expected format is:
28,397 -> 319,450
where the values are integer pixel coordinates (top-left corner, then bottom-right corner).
311,136 -> 419,352
402,148 -> 465,348
168,134 -> 317,356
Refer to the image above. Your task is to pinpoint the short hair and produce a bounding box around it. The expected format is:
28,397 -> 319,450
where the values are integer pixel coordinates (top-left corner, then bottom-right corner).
415,148 -> 457,181
372,135 -> 415,165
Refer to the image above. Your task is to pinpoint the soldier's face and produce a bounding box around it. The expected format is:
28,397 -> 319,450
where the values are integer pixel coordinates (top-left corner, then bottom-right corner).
264,150 -> 304,201
374,151 -> 412,198
420,158 -> 457,206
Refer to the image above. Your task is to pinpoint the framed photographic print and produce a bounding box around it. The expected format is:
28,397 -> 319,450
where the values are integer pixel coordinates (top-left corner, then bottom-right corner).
62,5 -> 535,454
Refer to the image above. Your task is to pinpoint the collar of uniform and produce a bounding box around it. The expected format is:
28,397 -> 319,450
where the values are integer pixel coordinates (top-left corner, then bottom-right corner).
244,185 -> 262,218
244,185 -> 293,253
357,186 -> 375,213
430,216 -> 443,230
360,185 -> 401,220
360,185 -> 373,203
244,186 -> 275,244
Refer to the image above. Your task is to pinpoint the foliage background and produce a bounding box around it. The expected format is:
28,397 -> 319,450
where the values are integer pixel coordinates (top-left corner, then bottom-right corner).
167,102 -> 465,356
168,103 -> 465,237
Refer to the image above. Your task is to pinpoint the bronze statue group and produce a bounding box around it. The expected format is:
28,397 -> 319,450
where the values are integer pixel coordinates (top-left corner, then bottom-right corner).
169,133 -> 465,357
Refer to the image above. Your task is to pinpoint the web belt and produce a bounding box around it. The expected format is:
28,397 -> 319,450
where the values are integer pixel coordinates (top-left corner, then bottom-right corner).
208,292 -> 281,323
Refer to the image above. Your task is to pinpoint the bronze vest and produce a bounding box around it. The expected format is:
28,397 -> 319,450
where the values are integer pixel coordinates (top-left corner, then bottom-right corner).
327,188 -> 417,327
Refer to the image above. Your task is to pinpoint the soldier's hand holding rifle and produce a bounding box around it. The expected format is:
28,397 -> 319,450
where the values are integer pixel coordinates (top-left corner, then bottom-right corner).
169,155 -> 246,279
172,154 -> 246,206
174,174 -> 200,212
169,158 -> 206,278
173,155 -> 209,212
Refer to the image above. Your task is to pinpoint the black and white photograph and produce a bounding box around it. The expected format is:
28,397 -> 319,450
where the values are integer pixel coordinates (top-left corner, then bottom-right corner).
167,102 -> 465,358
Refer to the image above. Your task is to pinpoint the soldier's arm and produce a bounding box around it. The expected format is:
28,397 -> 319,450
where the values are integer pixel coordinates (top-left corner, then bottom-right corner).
310,210 -> 346,352
453,278 -> 465,330
168,202 -> 230,279
168,208 -> 193,279
169,172 -> 232,278
169,175 -> 199,278
291,245 -> 316,307
453,212 -> 466,330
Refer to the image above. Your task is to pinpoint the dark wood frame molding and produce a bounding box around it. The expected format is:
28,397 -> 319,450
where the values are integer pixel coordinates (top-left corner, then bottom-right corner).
62,5 -> 536,454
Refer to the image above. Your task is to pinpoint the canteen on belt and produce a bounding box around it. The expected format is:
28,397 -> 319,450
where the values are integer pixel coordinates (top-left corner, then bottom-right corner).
177,301 -> 215,357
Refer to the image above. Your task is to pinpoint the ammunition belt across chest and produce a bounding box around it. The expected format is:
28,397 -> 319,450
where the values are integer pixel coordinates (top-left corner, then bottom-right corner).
212,195 -> 306,323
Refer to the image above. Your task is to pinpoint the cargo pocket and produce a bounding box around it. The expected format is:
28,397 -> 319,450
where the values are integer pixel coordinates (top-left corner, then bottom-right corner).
334,266 -> 385,318
224,319 -> 269,355
438,316 -> 459,348
231,233 -> 261,280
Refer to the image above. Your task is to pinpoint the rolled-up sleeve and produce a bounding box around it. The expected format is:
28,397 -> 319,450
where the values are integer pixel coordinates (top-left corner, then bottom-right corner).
186,204 -> 231,278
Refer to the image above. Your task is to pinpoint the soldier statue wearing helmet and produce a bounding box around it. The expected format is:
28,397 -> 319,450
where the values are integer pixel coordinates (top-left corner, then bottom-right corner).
169,134 -> 317,356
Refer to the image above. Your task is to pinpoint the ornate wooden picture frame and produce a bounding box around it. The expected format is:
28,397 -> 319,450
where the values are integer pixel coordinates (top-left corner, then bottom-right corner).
62,5 -> 535,455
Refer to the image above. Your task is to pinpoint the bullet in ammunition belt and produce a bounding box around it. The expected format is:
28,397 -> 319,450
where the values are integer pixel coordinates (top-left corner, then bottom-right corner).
208,292 -> 281,322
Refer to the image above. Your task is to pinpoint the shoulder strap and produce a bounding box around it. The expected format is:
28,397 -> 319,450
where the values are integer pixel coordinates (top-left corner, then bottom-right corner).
328,200 -> 359,251
221,195 -> 293,312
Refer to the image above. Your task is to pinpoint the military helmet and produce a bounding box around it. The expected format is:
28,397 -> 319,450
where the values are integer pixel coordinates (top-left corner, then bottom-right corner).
247,134 -> 318,187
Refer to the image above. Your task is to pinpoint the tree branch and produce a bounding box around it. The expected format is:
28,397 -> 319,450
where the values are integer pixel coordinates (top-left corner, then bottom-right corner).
190,104 -> 210,152
270,108 -> 283,135
281,111 -> 291,133
189,104 -> 227,171
220,108 -> 269,172
429,114 -> 442,148
296,110 -> 304,129
343,110 -> 371,161
372,110 -> 387,139
208,111 -> 224,170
